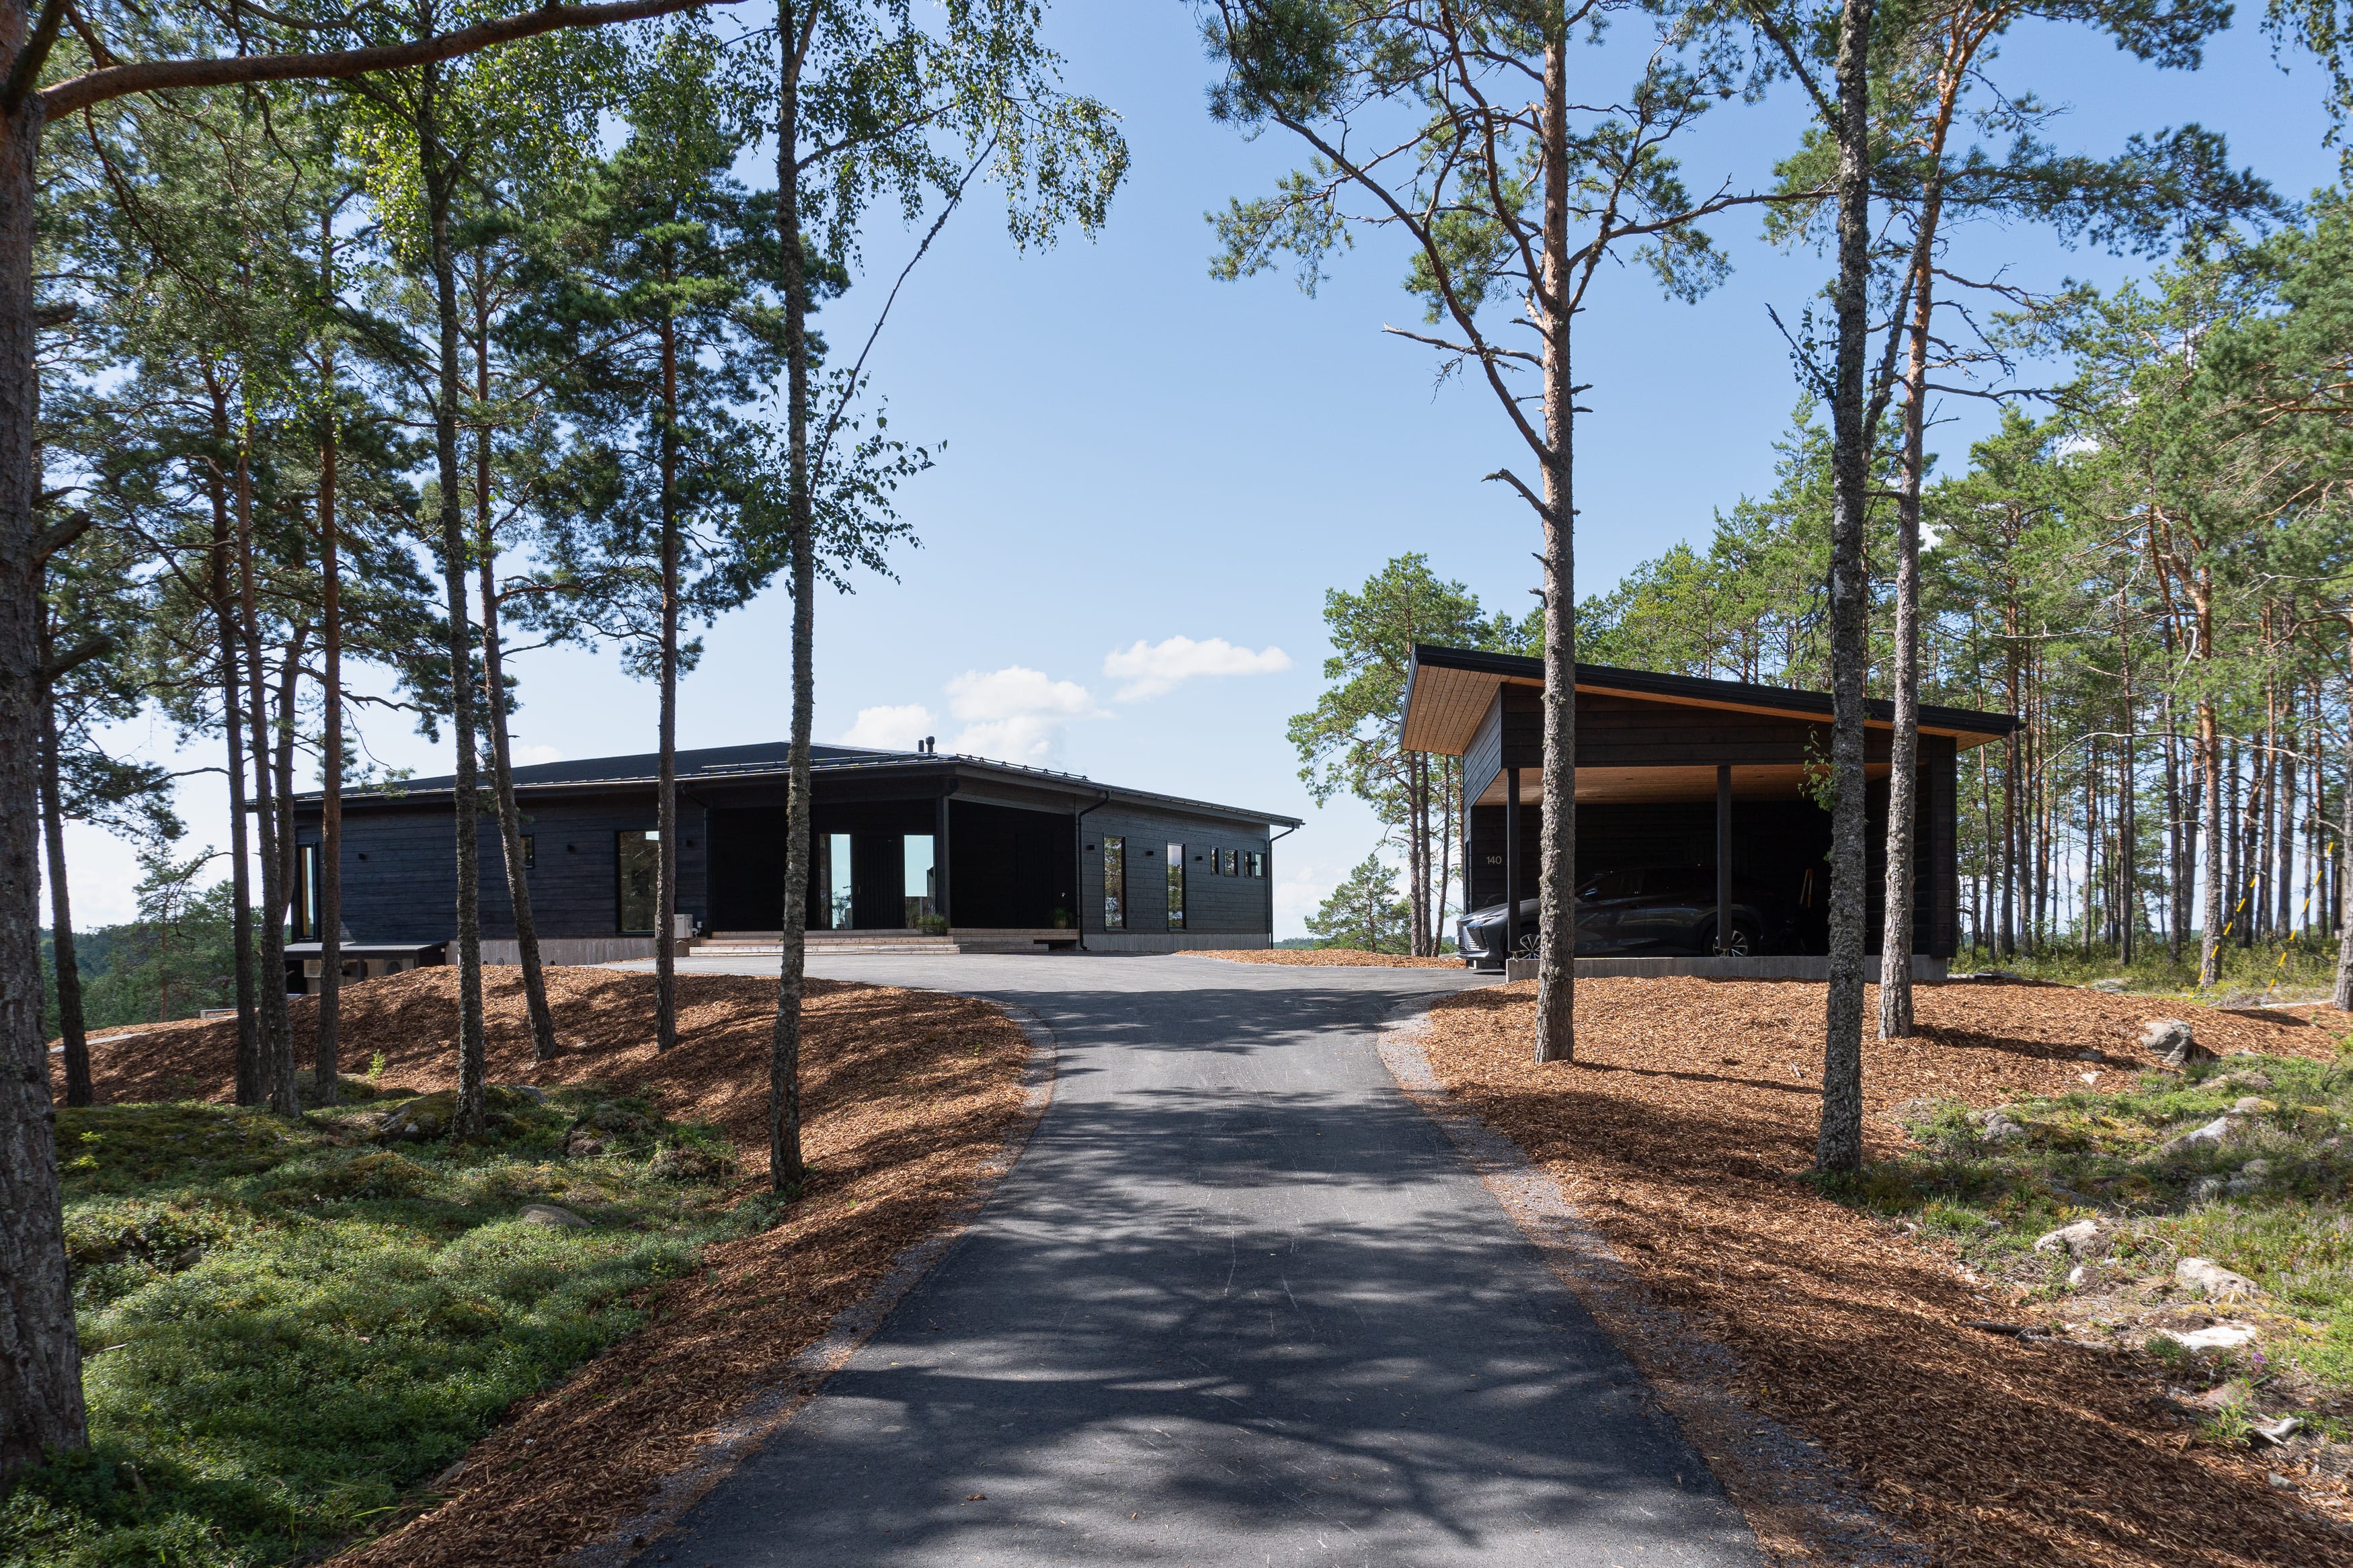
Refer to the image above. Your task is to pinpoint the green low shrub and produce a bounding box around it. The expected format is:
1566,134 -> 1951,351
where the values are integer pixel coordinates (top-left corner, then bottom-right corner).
1,1087 -> 742,1568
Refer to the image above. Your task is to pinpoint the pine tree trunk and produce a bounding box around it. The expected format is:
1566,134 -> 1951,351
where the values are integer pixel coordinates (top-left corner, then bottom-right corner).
237,433 -> 297,1117
2199,698 -> 2225,985
2335,639 -> 2353,1006
422,86 -> 486,1139
1816,0 -> 1877,1173
38,643 -> 88,1106
472,303 -> 557,1063
1531,21 -> 1577,1065
770,2 -> 813,1188
655,313 -> 680,1055
206,418 -> 260,1104
319,387 -> 342,1102
0,83 -> 90,1485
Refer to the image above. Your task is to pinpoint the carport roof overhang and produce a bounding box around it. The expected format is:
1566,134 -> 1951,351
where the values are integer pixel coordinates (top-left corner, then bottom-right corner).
1402,643 -> 2018,763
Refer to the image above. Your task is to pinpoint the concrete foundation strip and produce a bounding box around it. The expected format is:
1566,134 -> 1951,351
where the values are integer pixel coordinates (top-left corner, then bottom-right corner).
1374,995 -> 1929,1568
563,999 -> 1061,1568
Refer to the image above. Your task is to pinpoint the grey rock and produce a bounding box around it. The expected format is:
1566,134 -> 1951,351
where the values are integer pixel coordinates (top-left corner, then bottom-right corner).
2165,1114 -> 2239,1155
2089,978 -> 2128,993
2176,1256 -> 2262,1300
2232,1096 -> 2274,1116
2191,1175 -> 2227,1202
518,1203 -> 588,1229
499,1083 -> 548,1105
647,1145 -> 732,1182
2034,1219 -> 2105,1258
2141,1018 -> 2212,1067
562,1127 -> 607,1159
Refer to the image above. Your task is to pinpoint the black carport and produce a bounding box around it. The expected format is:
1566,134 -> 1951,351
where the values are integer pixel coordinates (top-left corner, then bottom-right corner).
1401,646 -> 2017,966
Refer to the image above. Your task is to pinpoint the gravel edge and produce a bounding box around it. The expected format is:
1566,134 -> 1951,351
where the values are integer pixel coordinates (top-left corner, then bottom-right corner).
1374,997 -> 1929,1568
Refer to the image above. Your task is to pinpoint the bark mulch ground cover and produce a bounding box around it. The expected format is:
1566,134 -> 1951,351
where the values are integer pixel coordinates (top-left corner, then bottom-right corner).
1187,947 -> 1466,968
56,966 -> 1034,1568
1417,977 -> 2353,1567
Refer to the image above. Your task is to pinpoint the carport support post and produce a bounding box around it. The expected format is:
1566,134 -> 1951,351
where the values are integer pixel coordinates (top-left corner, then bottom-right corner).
1504,768 -> 1522,957
1716,766 -> 1732,954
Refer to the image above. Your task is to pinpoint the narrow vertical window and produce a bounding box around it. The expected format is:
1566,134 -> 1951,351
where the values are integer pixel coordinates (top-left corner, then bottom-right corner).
1103,835 -> 1126,930
295,843 -> 320,940
1224,848 -> 1239,877
1246,850 -> 1265,878
827,832 -> 854,930
521,833 -> 536,872
1166,842 -> 1185,929
617,830 -> 660,934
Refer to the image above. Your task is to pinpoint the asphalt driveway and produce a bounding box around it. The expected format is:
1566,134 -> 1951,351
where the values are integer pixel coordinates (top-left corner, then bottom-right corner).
631,952 -> 1757,1567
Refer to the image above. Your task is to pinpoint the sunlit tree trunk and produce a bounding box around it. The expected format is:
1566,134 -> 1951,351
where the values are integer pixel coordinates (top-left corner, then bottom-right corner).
471,285 -> 557,1063
770,0 -> 815,1186
1531,19 -> 1578,1065
421,74 -> 487,1137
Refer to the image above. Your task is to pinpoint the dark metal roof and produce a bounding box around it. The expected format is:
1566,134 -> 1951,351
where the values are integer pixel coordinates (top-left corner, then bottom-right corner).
1405,643 -> 2018,744
305,742 -> 1304,829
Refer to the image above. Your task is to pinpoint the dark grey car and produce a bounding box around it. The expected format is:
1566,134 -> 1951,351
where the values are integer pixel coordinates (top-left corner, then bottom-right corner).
1456,865 -> 1794,971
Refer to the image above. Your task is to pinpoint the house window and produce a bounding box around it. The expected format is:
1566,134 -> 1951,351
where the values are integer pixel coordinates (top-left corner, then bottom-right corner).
520,834 -> 536,872
617,829 -> 660,934
904,834 -> 936,927
1244,850 -> 1265,878
1204,845 -> 1222,874
1166,842 -> 1185,930
1103,835 -> 1126,930
826,833 -> 854,930
294,843 -> 321,940
1223,848 -> 1239,877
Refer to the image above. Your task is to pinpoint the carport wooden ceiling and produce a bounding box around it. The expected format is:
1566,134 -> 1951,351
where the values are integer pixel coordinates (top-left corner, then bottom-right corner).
1474,762 -> 1892,807
1402,645 -> 2015,757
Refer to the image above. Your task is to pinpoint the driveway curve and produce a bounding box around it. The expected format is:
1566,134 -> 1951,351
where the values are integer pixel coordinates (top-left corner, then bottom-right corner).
633,952 -> 1757,1567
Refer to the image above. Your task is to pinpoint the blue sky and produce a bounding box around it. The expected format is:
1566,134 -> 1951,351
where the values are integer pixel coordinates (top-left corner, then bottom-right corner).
64,2 -> 2348,936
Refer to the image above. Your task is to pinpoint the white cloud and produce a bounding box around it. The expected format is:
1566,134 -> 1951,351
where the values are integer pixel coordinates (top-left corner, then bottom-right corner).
839,704 -> 937,751
943,666 -> 1107,766
511,743 -> 565,767
1103,635 -> 1292,701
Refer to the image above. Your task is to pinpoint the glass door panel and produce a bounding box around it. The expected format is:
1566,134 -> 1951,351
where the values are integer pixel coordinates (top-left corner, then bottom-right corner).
904,834 -> 936,927
828,832 -> 854,930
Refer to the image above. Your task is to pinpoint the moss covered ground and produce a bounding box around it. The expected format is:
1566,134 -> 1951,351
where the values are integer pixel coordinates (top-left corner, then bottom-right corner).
1833,1040 -> 2353,1444
0,1081 -> 749,1568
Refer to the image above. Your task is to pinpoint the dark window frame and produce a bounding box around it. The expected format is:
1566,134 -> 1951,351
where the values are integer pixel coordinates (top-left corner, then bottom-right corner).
1166,841 -> 1185,930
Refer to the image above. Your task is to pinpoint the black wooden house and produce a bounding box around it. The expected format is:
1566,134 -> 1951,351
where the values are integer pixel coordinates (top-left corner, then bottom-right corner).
287,742 -> 1300,964
1401,645 -> 2016,971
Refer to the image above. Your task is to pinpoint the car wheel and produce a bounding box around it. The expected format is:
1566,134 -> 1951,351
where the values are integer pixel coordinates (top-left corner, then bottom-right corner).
1713,921 -> 1758,957
1514,931 -> 1541,958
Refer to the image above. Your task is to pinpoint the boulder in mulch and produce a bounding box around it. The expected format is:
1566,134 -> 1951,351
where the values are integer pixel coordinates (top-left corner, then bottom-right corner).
2034,1219 -> 2106,1258
2141,1018 -> 2212,1067
517,1204 -> 588,1229
2176,1256 -> 2263,1301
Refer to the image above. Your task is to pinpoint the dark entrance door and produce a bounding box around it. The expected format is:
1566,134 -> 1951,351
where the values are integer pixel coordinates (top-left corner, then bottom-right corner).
707,809 -> 787,932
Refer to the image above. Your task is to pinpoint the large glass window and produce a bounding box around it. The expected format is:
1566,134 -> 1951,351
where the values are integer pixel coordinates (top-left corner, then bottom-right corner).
1166,842 -> 1185,929
827,832 -> 854,930
617,830 -> 660,934
904,834 -> 936,927
1102,835 -> 1126,929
